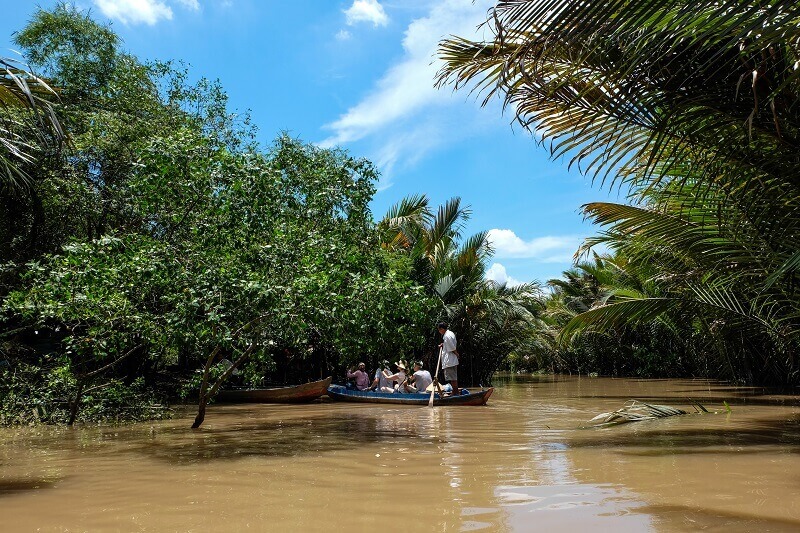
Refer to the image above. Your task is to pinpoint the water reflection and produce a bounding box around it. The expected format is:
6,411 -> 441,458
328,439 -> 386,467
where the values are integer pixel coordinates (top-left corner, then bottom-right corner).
498,483 -> 652,531
0,376 -> 799,532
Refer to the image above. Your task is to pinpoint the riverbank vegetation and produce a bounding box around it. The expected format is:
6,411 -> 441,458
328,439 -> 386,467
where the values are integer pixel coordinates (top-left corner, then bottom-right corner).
438,0 -> 800,387
0,5 -> 538,425
3,1 -> 799,425
379,195 -> 541,386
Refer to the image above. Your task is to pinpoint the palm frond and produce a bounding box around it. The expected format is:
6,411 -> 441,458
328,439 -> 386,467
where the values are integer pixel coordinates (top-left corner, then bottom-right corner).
559,297 -> 678,344
428,197 -> 470,250
381,193 -> 429,224
587,400 -> 715,427
438,1 -> 800,192
0,55 -> 63,192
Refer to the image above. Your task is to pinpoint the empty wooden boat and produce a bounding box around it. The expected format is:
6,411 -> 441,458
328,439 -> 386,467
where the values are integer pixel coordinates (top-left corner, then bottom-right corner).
216,377 -> 332,403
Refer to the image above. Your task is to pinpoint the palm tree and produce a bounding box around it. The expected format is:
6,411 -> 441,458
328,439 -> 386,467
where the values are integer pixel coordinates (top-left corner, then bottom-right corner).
436,1 -> 800,385
569,187 -> 799,383
544,253 -> 696,378
437,1 -> 800,189
381,195 -> 543,384
0,56 -> 62,192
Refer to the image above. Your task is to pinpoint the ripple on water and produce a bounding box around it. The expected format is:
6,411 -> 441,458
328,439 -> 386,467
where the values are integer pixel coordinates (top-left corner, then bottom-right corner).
1,376 -> 799,532
496,483 -> 652,531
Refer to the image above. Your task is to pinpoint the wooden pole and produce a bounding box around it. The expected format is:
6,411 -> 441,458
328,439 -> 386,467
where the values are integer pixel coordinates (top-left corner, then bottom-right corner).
429,346 -> 443,408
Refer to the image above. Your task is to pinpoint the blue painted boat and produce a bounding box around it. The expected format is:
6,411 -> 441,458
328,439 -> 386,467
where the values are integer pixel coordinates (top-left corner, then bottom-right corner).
326,384 -> 493,406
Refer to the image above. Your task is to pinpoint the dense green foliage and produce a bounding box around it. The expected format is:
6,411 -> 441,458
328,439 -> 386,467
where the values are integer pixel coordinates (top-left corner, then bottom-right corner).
0,5 -> 536,425
438,0 -> 800,386
0,5 -> 440,424
15,0 -> 800,424
508,255 -> 702,379
379,195 -> 543,385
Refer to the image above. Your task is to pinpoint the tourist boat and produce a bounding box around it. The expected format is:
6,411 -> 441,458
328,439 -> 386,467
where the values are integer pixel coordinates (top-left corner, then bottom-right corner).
216,377 -> 332,403
326,384 -> 493,406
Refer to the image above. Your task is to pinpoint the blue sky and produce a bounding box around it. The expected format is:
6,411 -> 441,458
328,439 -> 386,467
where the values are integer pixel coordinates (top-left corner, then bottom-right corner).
1,0 -> 617,285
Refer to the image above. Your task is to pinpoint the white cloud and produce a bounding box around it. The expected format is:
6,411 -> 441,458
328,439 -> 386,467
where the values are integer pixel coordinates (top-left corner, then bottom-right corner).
95,0 -> 173,25
176,0 -> 200,10
488,229 -> 582,263
94,0 -> 200,25
336,29 -> 353,41
344,0 -> 389,27
321,0 -> 494,165
370,117 -> 451,190
485,263 -> 524,287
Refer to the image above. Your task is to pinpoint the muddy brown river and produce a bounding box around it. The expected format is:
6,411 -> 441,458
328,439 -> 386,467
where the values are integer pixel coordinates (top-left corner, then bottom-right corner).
2,375 -> 799,532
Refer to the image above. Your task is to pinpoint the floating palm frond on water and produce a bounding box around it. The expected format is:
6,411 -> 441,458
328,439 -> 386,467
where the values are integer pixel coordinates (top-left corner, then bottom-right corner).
588,400 -> 726,428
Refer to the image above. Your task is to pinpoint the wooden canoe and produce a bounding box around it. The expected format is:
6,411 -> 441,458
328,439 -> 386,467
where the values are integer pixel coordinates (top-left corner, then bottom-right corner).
326,384 -> 493,406
216,377 -> 332,403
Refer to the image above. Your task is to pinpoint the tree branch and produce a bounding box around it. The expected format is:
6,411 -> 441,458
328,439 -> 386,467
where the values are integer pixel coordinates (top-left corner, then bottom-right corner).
82,343 -> 145,379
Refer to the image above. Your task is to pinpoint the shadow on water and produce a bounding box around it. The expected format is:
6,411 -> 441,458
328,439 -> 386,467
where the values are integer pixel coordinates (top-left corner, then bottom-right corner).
496,373 -> 800,404
580,393 -> 800,407
0,478 -> 61,496
643,503 -> 800,533
79,411 -> 434,465
568,416 -> 800,453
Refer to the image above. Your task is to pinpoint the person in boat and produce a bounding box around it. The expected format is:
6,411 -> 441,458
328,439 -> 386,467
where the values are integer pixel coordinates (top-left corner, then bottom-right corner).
369,359 -> 391,391
438,322 -> 460,395
381,360 -> 407,393
404,361 -> 433,393
345,362 -> 370,391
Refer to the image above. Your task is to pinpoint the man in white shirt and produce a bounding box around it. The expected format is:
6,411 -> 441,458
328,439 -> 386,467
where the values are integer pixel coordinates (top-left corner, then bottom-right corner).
437,322 -> 459,394
369,360 -> 392,391
405,361 -> 432,393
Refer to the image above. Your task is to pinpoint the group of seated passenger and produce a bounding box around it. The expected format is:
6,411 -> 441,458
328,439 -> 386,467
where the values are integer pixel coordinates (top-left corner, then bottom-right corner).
345,360 -> 434,394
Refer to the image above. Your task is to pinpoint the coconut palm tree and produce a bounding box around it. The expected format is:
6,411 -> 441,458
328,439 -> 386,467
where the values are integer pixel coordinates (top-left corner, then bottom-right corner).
568,185 -> 799,383
0,56 -> 62,192
380,195 -> 483,302
437,1 -> 800,385
380,194 -> 544,384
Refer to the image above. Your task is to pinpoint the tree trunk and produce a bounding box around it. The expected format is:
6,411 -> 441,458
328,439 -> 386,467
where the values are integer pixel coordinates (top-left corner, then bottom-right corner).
190,346 -> 219,429
191,343 -> 256,429
189,316 -> 269,429
191,397 -> 207,429
68,381 -> 84,426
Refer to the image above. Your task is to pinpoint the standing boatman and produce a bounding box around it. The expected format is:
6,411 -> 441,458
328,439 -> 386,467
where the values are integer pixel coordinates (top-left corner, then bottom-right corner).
437,322 -> 459,395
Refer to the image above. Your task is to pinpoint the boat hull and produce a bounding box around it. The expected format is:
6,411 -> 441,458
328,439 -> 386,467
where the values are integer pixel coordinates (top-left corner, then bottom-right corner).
326,385 -> 493,406
216,377 -> 332,403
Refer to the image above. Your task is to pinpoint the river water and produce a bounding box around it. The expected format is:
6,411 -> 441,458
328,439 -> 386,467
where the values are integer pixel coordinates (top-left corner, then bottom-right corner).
2,375 -> 799,532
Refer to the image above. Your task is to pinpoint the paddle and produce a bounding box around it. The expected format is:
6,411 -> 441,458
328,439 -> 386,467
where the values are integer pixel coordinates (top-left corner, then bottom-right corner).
429,345 -> 443,408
